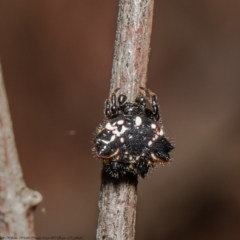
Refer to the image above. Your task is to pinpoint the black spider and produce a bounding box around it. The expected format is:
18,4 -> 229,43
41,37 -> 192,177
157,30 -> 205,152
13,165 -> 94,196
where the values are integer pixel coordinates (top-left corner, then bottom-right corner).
93,87 -> 174,178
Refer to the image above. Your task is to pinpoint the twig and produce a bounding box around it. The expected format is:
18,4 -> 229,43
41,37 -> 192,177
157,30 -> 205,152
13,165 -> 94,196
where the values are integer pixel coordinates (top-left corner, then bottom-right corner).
97,0 -> 154,239
0,62 -> 42,236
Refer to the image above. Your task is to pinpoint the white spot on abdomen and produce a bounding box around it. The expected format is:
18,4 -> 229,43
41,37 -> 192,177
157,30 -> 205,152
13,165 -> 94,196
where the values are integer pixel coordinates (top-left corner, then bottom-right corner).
112,126 -> 128,137
117,120 -> 124,125
102,140 -> 109,144
105,122 -> 116,130
120,138 -> 124,143
148,141 -> 153,147
152,134 -> 158,141
151,153 -> 157,160
135,117 -> 142,126
113,130 -> 121,137
151,124 -> 156,129
160,129 -> 164,136
110,135 -> 116,142
119,126 -> 128,134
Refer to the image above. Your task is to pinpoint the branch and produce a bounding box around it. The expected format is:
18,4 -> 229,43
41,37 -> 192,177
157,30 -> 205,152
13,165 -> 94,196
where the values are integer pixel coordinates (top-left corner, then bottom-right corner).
97,0 -> 154,239
0,61 -> 42,237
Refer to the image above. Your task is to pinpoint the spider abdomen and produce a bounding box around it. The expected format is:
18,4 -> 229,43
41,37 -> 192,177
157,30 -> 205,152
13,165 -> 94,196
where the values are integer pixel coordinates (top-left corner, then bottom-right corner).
94,114 -> 173,177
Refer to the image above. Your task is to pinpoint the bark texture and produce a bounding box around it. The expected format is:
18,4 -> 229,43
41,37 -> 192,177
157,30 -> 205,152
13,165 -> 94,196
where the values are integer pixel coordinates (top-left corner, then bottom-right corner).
110,0 -> 154,101
0,63 -> 42,237
97,173 -> 138,240
97,0 -> 154,239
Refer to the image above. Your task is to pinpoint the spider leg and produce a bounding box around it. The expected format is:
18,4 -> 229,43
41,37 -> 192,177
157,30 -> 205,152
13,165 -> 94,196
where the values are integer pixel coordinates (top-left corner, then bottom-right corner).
110,88 -> 120,117
105,88 -> 120,119
104,99 -> 111,119
140,87 -> 160,121
135,95 -> 147,112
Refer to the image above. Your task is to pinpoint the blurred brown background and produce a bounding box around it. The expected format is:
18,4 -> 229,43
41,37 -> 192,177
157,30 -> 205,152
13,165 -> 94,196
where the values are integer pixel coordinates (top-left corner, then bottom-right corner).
0,1 -> 240,239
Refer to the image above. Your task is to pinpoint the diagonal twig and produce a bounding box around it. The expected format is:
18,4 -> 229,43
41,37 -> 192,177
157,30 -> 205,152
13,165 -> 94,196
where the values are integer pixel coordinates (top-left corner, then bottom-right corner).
97,1 -> 155,239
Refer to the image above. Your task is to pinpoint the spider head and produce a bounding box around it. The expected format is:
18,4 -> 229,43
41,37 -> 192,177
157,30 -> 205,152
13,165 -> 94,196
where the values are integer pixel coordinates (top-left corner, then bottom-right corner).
117,94 -> 147,116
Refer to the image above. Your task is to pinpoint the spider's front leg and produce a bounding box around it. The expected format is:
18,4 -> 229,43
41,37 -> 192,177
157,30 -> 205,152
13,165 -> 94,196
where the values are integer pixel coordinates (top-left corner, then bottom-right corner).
149,91 -> 160,121
110,88 -> 120,117
104,99 -> 112,119
140,87 -> 160,121
135,96 -> 146,112
104,88 -> 120,119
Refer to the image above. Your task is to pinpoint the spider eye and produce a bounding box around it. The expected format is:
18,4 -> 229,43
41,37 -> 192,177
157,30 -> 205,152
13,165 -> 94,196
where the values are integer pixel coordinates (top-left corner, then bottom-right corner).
135,96 -> 146,106
118,95 -> 127,105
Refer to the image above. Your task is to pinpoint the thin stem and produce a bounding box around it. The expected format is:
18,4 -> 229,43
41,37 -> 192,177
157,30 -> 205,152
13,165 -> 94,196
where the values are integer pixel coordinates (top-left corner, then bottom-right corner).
0,62 -> 42,236
97,0 -> 154,239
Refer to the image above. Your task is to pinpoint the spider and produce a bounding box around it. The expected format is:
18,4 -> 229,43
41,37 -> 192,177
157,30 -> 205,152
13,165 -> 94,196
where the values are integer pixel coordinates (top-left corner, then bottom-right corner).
93,87 -> 174,178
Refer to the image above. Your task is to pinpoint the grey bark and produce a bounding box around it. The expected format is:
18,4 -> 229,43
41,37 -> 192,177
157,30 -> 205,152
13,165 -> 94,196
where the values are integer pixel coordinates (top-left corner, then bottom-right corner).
97,0 -> 154,239
0,62 -> 42,237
